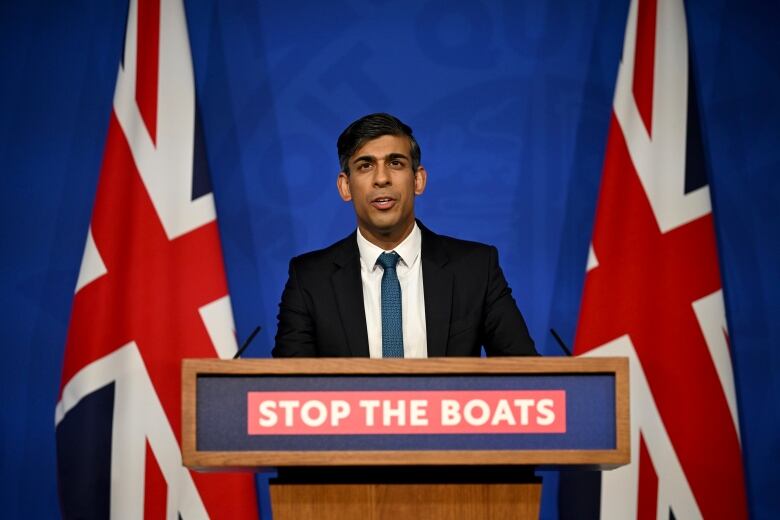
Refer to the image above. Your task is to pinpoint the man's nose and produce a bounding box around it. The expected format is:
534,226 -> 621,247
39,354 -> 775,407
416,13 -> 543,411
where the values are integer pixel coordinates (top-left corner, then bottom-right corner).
373,164 -> 391,186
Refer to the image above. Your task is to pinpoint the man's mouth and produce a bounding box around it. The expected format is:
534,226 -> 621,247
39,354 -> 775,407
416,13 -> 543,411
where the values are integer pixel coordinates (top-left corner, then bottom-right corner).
371,196 -> 396,210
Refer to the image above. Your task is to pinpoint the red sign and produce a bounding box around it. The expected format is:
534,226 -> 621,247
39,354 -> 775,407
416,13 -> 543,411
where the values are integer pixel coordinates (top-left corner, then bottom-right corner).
247,390 -> 566,435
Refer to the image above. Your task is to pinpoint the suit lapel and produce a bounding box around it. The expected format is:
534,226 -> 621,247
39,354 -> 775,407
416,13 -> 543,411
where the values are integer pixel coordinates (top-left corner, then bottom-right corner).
420,222 -> 452,357
331,234 -> 370,357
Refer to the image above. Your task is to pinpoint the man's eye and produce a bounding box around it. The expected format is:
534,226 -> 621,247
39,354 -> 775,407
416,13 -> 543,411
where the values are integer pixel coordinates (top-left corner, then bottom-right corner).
389,160 -> 404,168
357,163 -> 373,171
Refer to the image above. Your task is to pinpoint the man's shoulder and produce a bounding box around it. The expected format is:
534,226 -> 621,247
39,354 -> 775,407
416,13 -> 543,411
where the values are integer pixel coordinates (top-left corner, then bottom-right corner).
289,231 -> 357,270
420,222 -> 497,260
431,230 -> 494,250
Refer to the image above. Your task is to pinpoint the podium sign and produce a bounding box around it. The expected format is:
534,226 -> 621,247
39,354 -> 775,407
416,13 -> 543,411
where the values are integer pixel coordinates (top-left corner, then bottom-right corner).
182,357 -> 628,469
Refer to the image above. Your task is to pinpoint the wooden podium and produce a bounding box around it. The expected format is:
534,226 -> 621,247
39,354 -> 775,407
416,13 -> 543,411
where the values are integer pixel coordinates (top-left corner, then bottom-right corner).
182,358 -> 629,519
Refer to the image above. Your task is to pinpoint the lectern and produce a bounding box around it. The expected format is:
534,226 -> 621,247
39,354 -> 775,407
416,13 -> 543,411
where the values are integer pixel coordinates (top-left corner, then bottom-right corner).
182,358 -> 629,519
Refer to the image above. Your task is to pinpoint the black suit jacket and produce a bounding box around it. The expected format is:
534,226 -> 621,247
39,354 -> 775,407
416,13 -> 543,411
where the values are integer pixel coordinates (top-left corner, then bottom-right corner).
272,222 -> 536,357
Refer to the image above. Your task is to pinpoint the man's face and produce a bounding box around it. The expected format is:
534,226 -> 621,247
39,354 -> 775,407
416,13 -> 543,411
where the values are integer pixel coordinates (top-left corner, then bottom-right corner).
337,134 -> 427,247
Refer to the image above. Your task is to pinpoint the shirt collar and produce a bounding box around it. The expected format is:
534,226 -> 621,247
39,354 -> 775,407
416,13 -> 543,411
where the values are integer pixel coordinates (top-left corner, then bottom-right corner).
356,222 -> 421,271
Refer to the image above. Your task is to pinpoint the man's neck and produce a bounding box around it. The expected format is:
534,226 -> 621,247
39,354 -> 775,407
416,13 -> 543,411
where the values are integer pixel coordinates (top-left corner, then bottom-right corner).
358,220 -> 416,251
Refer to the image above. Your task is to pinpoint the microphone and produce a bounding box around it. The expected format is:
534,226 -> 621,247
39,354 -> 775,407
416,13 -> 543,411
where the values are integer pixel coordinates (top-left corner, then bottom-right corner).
549,328 -> 573,357
233,325 -> 261,359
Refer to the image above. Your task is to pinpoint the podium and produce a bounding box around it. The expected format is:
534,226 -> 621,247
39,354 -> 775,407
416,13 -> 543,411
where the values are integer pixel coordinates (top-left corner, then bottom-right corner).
182,358 -> 629,519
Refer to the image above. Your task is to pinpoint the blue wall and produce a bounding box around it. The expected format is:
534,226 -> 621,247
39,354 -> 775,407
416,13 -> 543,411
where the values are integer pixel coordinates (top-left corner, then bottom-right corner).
1,0 -> 777,518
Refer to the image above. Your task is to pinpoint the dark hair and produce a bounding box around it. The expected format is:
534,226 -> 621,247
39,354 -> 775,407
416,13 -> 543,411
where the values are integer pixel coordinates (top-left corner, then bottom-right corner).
337,113 -> 421,175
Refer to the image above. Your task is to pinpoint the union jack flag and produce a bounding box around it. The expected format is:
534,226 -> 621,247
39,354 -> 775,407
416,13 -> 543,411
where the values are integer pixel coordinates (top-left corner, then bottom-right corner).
561,0 -> 748,518
55,0 -> 259,517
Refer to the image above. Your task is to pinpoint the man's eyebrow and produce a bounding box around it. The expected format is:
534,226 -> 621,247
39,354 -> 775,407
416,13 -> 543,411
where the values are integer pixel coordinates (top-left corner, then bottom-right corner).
351,155 -> 376,164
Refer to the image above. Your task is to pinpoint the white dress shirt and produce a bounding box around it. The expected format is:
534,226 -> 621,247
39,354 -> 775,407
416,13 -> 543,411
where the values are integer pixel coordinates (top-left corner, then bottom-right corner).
356,223 -> 427,358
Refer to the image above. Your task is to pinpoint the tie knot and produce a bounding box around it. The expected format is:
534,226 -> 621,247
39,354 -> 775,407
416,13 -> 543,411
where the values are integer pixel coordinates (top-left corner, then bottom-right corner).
377,251 -> 400,270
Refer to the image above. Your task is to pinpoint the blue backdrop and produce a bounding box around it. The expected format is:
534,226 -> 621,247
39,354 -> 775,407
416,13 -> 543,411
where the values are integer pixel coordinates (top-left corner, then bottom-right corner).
1,0 -> 777,518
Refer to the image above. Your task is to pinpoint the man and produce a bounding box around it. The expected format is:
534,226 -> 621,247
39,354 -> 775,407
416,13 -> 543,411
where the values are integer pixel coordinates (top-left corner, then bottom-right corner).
273,113 -> 536,358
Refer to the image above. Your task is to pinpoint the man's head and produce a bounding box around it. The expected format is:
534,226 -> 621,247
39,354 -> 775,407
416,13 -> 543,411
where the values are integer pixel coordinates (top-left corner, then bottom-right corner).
336,113 -> 427,249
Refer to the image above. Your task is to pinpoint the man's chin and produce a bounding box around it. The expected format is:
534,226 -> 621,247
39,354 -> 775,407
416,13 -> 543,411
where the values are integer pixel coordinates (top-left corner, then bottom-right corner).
362,214 -> 393,230
365,217 -> 413,238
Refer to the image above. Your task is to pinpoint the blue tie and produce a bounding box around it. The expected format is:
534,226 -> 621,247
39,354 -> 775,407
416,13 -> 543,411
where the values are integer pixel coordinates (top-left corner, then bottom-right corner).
377,252 -> 404,358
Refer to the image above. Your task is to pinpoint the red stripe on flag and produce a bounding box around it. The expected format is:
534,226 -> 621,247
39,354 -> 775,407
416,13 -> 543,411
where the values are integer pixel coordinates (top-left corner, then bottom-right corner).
144,441 -> 167,519
632,0 -> 657,136
136,0 -> 160,144
637,433 -> 659,520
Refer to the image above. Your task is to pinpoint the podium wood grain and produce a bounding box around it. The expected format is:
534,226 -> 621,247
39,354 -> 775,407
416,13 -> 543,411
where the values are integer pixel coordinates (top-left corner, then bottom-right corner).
269,481 -> 541,520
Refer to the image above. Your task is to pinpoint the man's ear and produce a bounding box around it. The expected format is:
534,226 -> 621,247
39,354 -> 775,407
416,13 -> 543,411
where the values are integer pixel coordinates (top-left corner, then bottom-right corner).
337,172 -> 352,201
414,166 -> 427,196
